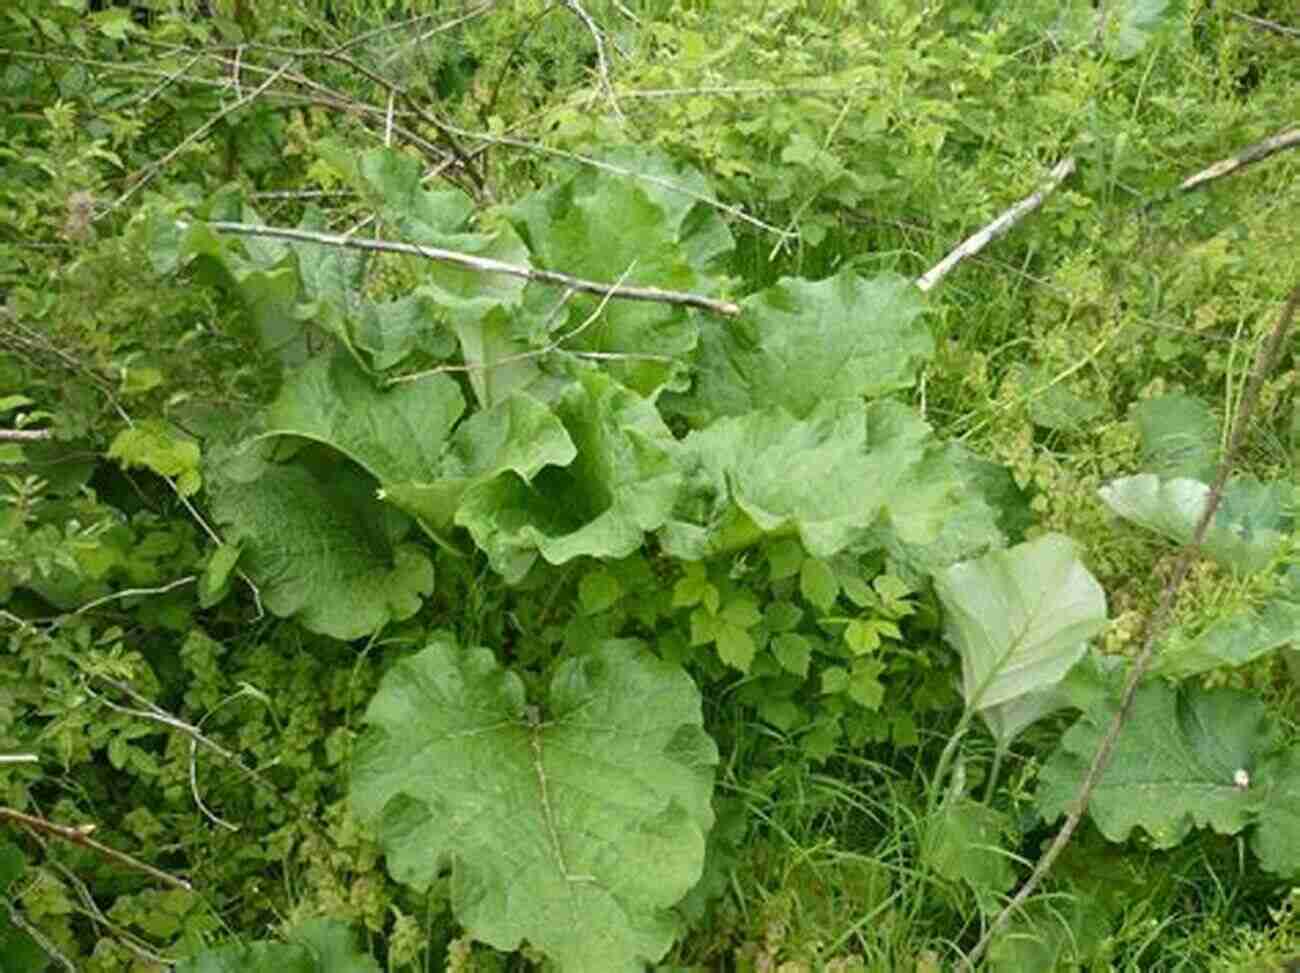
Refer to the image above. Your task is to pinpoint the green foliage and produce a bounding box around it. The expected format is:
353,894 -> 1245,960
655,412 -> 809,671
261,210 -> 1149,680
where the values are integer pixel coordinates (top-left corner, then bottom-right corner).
351,638 -> 717,971
1039,680 -> 1300,877
934,533 -> 1107,747
177,919 -> 379,973
3,0 -> 1299,968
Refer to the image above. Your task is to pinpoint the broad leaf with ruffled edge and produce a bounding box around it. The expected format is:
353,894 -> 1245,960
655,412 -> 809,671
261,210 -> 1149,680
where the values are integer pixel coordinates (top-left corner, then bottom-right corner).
509,148 -> 732,397
934,534 -> 1107,747
176,918 -> 379,973
1037,682 -> 1281,852
677,271 -> 930,425
456,370 -> 681,583
659,399 -> 962,561
207,454 -> 432,640
350,637 -> 717,972
259,352 -> 575,537
1099,474 -> 1288,573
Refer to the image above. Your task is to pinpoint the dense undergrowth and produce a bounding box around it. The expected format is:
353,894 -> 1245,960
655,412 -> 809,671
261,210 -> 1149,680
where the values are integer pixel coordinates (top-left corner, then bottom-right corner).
2,1 -> 1300,970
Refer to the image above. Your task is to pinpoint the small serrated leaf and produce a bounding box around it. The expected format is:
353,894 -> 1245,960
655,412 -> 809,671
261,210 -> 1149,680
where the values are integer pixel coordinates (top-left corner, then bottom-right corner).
771,633 -> 811,677
579,569 -> 623,615
801,558 -> 839,611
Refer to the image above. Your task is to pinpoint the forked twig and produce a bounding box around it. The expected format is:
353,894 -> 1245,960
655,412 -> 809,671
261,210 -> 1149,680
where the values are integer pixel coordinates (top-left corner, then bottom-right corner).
0,806 -> 192,892
963,283 -> 1300,970
197,220 -> 741,315
562,0 -> 625,121
916,157 -> 1076,292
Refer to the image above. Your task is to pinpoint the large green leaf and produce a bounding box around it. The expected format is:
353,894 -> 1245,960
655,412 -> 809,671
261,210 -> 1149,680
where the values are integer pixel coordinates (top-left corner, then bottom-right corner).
207,456 -> 433,640
262,351 -> 465,484
660,400 -> 963,561
1039,681 -> 1300,875
680,271 -> 930,424
1131,393 -> 1219,482
456,370 -> 681,582
176,919 -> 378,973
1156,593 -> 1300,679
934,534 -> 1107,743
1099,474 -> 1288,573
351,638 -> 718,971
383,393 -> 577,530
923,796 -> 1016,909
509,148 -> 729,396
260,352 -> 574,537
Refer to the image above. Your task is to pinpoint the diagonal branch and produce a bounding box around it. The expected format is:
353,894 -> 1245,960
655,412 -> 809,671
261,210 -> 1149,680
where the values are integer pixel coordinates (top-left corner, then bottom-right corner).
1175,126 -> 1300,193
915,157 -> 1076,293
963,282 -> 1300,970
0,806 -> 192,892
198,220 -> 741,316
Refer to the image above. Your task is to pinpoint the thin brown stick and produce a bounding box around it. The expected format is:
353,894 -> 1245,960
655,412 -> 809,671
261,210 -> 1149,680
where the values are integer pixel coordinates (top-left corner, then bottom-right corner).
562,0 -> 624,121
0,428 -> 51,442
915,157 -> 1076,293
963,283 -> 1300,970
199,220 -> 741,315
1176,127 -> 1300,193
107,59 -> 298,215
1231,11 -> 1300,39
0,807 -> 192,892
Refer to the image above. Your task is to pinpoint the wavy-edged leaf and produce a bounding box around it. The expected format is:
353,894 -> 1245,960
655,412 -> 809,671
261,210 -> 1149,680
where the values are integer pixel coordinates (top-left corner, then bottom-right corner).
262,351 -> 464,484
1099,473 -> 1288,573
1131,393 -> 1218,482
660,400 -> 961,561
175,918 -> 378,973
1038,682 -> 1275,850
1156,594 -> 1300,679
456,371 -> 681,582
934,534 -> 1106,740
207,457 -> 432,640
680,271 -> 930,424
351,637 -> 718,972
509,148 -> 729,396
383,393 -> 576,530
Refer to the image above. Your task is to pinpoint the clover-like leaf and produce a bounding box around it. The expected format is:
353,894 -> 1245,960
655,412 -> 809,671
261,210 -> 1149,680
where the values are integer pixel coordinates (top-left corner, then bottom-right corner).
207,458 -> 432,640
351,637 -> 718,972
680,271 -> 930,424
1099,474 -> 1288,573
456,370 -> 681,582
1038,682 -> 1283,852
934,534 -> 1107,745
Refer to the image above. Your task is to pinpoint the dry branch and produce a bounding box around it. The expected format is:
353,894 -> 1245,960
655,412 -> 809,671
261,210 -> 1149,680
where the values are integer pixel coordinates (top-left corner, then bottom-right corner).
963,283 -> 1300,970
0,429 -> 51,442
199,220 -> 741,315
1176,126 -> 1300,193
0,806 -> 192,892
915,157 -> 1076,293
1231,11 -> 1300,39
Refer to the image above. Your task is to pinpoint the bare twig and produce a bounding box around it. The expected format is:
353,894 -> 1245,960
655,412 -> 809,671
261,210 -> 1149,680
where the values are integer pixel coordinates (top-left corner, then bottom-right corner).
3,902 -> 76,973
1175,126 -> 1300,193
964,283 -> 1300,970
0,806 -> 192,892
916,157 -> 1076,292
1230,11 -> 1300,39
198,220 -> 741,315
71,576 -> 196,616
106,58 -> 299,216
562,0 -> 625,121
390,264 -> 635,386
0,429 -> 52,442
